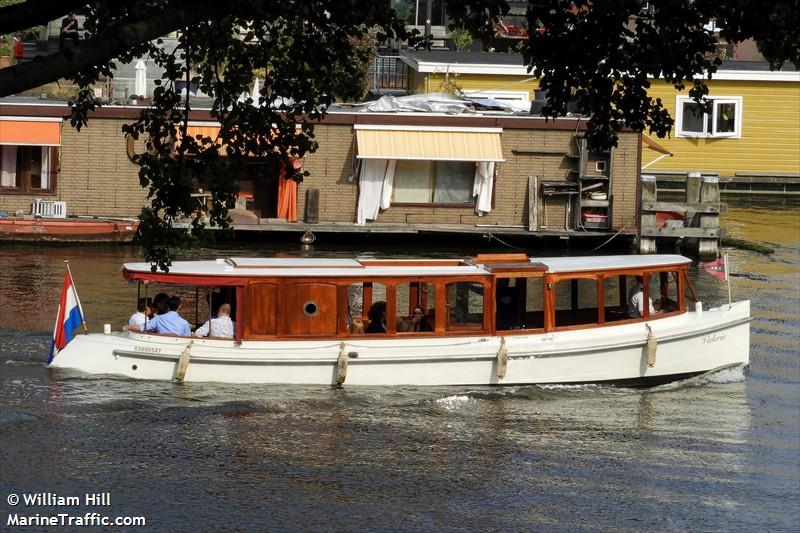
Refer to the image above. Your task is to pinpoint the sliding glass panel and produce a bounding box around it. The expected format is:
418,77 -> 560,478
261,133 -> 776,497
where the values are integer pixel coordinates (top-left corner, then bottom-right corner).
393,159 -> 431,203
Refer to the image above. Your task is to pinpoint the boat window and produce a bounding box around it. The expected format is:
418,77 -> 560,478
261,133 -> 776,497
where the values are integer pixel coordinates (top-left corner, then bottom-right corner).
650,271 -> 680,313
624,274 -> 658,318
446,282 -> 484,329
494,276 -> 544,332
603,275 -> 628,323
347,282 -> 387,334
554,278 -> 599,327
396,282 -> 435,333
524,277 -> 545,329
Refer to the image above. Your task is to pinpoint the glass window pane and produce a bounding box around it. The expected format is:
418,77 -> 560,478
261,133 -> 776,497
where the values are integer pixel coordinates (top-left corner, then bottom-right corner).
394,160 -> 431,203
29,147 -> 43,189
364,282 -> 388,334
396,282 -> 435,333
576,278 -> 597,309
524,277 -> 545,329
0,145 -> 19,188
604,276 -> 627,322
715,102 -> 737,134
433,161 -> 474,203
681,102 -> 706,134
447,282 -> 484,327
554,278 -> 598,327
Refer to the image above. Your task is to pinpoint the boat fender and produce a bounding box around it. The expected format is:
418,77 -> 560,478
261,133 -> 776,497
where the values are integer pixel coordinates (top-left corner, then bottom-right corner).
336,342 -> 348,386
175,341 -> 193,383
496,337 -> 508,380
645,325 -> 657,368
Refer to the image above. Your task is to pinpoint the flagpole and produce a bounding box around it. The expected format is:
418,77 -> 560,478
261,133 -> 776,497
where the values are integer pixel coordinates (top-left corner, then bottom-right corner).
64,260 -> 88,334
725,253 -> 732,307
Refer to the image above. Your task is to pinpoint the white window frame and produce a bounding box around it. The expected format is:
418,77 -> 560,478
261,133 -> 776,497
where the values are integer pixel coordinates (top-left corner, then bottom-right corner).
675,95 -> 742,139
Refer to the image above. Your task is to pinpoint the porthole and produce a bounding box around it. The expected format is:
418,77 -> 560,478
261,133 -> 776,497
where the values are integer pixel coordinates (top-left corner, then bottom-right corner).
131,365 -> 138,371
303,300 -> 319,318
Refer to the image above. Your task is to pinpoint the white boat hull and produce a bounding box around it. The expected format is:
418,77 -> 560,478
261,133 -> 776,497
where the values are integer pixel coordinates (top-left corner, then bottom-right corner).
50,301 -> 750,386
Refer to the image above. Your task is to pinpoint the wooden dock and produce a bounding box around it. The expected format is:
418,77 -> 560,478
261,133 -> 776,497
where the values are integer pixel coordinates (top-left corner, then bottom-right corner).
639,173 -> 722,258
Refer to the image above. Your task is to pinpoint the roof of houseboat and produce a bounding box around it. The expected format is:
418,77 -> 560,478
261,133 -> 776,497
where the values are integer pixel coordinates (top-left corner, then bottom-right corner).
122,255 -> 691,279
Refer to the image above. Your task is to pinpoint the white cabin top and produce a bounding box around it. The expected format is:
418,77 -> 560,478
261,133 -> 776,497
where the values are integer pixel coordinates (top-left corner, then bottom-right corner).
122,254 -> 691,279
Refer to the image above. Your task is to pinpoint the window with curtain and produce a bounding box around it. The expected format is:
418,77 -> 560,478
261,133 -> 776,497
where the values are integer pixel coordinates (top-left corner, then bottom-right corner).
0,146 -> 57,192
392,160 -> 475,204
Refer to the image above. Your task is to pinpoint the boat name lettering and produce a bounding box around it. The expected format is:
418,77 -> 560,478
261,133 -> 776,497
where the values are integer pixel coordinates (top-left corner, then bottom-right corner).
701,332 -> 726,344
134,346 -> 162,354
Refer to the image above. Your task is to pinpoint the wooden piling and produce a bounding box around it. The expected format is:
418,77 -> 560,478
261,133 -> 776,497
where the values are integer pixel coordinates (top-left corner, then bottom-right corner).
698,176 -> 720,259
527,175 -> 539,232
305,188 -> 319,224
639,175 -> 657,254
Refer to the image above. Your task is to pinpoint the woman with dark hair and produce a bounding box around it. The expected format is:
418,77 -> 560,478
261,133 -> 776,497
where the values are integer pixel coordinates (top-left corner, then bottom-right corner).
365,301 -> 387,334
410,306 -> 433,332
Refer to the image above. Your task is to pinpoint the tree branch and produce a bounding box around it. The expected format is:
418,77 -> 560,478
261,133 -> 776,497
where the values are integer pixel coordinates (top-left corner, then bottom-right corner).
0,4 -> 226,97
0,0 -> 85,35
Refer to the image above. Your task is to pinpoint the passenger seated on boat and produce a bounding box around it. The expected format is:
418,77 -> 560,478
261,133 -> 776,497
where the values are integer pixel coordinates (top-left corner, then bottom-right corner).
656,296 -> 677,313
409,306 -> 433,332
628,277 -> 656,318
152,292 -> 170,316
128,297 -> 151,329
137,295 -> 191,336
365,301 -> 387,333
194,303 -> 234,339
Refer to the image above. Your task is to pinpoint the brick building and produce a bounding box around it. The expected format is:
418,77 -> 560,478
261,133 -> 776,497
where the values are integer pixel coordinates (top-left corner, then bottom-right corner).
0,98 -> 642,236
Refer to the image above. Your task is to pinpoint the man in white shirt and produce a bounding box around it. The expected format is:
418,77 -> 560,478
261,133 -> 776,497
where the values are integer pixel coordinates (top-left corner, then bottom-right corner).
628,277 -> 656,318
195,303 -> 235,339
128,297 -> 149,329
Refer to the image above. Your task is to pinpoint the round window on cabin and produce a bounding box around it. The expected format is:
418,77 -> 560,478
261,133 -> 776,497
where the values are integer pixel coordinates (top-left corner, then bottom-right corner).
303,300 -> 319,318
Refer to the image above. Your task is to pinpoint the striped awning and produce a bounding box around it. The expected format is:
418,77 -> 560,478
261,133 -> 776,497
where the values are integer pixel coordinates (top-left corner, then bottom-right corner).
0,118 -> 62,146
355,125 -> 504,162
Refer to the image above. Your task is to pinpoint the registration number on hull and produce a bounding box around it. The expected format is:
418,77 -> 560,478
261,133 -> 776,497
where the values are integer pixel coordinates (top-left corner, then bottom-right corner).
134,346 -> 162,354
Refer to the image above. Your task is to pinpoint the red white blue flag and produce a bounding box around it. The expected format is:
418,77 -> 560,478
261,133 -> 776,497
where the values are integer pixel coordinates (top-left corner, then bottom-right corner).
47,267 -> 86,364
702,255 -> 728,281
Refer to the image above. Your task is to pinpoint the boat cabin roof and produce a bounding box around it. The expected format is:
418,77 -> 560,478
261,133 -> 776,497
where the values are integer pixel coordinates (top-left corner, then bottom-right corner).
122,254 -> 691,280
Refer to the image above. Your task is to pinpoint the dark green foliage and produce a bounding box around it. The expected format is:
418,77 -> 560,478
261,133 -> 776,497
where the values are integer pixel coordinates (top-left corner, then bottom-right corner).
0,0 -> 795,269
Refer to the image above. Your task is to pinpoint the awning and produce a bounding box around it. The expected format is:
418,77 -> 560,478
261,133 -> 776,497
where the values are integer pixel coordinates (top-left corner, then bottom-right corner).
0,118 -> 62,146
642,134 -> 672,156
355,125 -> 504,162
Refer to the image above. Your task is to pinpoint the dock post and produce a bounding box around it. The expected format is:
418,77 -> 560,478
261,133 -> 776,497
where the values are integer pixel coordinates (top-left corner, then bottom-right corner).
639,175 -> 657,254
698,176 -> 720,259
305,188 -> 319,224
684,172 -> 702,255
527,175 -> 539,232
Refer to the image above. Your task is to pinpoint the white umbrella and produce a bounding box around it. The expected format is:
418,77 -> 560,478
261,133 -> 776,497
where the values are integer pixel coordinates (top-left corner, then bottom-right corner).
251,78 -> 260,102
134,60 -> 147,98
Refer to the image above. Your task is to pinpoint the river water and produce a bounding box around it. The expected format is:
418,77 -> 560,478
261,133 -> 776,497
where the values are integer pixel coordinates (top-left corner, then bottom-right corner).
1,196 -> 798,531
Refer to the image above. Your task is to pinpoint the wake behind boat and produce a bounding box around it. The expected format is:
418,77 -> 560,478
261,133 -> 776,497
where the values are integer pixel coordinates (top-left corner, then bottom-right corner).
48,253 -> 750,386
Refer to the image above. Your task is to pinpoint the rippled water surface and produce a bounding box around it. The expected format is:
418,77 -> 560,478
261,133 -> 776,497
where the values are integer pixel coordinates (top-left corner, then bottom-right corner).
1,197 -> 798,531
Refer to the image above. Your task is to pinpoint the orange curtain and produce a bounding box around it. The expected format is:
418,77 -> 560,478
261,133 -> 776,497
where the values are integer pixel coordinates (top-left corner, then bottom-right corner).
277,159 -> 300,222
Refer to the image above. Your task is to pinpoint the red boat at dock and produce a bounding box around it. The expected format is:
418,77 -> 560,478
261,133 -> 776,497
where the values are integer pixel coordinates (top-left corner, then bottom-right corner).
0,217 -> 139,243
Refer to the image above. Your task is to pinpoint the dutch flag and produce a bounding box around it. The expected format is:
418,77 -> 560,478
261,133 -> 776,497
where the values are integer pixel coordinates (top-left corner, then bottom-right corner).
47,265 -> 86,364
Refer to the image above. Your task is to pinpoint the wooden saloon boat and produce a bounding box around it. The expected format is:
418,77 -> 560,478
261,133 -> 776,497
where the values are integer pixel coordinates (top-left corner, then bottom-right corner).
49,253 -> 751,386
